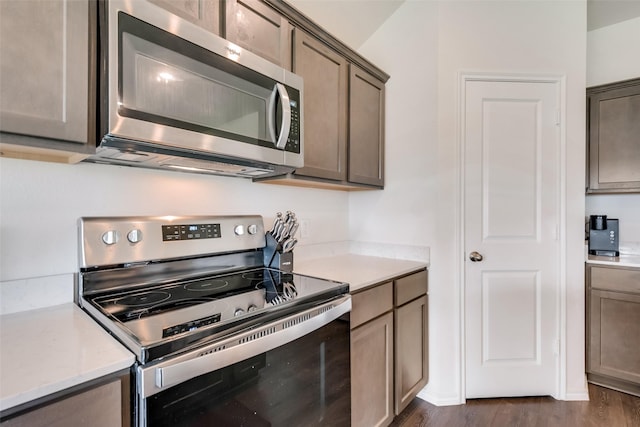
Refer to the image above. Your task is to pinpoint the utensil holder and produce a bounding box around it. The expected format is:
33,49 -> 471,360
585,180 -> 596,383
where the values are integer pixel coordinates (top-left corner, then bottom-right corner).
264,233 -> 293,272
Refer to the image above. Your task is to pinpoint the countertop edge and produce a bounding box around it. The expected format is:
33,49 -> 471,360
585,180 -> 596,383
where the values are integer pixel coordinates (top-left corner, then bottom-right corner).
347,263 -> 429,293
294,254 -> 428,293
585,254 -> 640,268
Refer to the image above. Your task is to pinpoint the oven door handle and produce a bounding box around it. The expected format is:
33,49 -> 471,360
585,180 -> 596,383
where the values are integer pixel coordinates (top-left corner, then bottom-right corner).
142,295 -> 351,397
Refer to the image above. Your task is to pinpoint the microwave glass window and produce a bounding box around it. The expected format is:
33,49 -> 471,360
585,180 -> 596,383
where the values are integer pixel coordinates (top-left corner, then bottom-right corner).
121,33 -> 270,142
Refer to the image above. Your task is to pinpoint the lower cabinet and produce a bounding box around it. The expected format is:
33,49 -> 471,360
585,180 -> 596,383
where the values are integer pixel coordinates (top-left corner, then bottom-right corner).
1,372 -> 130,427
394,270 -> 429,414
350,269 -> 429,427
351,310 -> 394,427
586,264 -> 640,395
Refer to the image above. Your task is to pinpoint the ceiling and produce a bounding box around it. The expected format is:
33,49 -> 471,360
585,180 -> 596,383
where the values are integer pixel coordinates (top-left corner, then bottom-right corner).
588,0 -> 640,30
288,0 -> 640,50
287,0 -> 405,49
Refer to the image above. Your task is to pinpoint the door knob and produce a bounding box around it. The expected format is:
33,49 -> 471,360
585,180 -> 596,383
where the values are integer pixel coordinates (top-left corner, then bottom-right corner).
469,251 -> 484,262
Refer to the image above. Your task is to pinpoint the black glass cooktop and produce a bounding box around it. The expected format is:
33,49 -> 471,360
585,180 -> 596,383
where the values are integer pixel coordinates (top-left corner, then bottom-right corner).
93,268 -> 294,322
86,267 -> 348,362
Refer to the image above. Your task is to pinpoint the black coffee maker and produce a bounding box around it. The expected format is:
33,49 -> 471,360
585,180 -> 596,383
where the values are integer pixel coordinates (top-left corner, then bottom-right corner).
588,215 -> 620,256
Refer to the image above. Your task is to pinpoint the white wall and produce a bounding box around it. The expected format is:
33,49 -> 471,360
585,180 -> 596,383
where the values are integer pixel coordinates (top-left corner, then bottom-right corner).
587,16 -> 640,87
0,157 -> 349,312
586,195 -> 640,248
586,16 -> 640,246
357,0 -> 587,404
354,0 -> 449,401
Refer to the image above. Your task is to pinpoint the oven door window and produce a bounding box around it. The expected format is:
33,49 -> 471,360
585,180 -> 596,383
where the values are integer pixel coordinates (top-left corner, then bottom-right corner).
144,319 -> 350,426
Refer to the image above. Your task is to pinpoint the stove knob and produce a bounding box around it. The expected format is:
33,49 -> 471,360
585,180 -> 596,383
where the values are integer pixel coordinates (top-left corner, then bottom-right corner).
127,229 -> 143,243
234,308 -> 245,317
247,224 -> 258,235
234,225 -> 245,236
102,230 -> 119,245
248,304 -> 257,312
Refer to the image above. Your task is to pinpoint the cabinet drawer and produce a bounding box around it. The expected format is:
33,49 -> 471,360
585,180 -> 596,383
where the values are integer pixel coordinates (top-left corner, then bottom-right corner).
394,270 -> 428,307
351,282 -> 393,329
590,266 -> 640,294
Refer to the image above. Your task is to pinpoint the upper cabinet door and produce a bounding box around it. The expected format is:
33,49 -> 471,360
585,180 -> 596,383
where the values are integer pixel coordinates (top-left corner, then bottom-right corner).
587,78 -> 640,193
0,0 -> 92,145
225,0 -> 291,69
293,29 -> 348,181
148,0 -> 221,35
349,65 -> 385,187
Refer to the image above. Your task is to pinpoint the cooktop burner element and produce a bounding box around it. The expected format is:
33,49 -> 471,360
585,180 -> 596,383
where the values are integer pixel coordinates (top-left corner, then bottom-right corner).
114,291 -> 171,307
77,215 -> 349,364
184,279 -> 229,292
92,268 -> 280,322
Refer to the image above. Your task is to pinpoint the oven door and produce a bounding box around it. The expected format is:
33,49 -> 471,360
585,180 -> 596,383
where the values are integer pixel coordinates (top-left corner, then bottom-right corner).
137,295 -> 351,426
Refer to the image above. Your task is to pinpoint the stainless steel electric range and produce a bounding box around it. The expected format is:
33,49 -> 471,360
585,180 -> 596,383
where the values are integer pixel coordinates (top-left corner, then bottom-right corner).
76,215 -> 351,427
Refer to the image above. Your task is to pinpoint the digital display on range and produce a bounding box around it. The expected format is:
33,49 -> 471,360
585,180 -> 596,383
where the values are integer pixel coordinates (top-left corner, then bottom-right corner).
162,223 -> 221,241
162,313 -> 222,337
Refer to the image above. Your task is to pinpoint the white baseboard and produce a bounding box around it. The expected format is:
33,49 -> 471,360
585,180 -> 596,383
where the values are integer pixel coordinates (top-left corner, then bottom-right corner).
416,388 -> 464,407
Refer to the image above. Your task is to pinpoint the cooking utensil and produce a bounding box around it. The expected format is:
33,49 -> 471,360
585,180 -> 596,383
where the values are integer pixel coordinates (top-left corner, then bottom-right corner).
283,282 -> 297,298
272,222 -> 285,241
287,222 -> 299,239
282,238 -> 297,253
270,212 -> 283,233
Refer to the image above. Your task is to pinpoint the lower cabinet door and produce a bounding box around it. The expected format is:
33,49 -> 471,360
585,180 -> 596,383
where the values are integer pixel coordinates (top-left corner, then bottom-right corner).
394,295 -> 429,415
1,378 -> 125,427
351,311 -> 394,427
589,289 -> 640,384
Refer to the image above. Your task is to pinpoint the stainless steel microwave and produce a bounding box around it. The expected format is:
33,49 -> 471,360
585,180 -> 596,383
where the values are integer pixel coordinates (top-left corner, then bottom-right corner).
87,0 -> 303,178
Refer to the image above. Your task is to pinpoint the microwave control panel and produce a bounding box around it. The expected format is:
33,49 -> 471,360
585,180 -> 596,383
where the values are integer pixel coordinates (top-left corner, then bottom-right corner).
285,90 -> 301,154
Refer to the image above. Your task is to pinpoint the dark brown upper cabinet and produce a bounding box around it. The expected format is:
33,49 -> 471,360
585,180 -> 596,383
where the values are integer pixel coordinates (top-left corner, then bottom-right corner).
292,29 -> 349,182
225,0 -> 292,69
349,65 -> 385,187
0,0 -> 96,163
149,0 -> 221,35
587,78 -> 640,193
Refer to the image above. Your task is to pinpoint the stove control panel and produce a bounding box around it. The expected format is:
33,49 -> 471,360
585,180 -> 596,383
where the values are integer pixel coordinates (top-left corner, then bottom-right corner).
79,215 -> 266,268
162,223 -> 221,242
162,313 -> 221,338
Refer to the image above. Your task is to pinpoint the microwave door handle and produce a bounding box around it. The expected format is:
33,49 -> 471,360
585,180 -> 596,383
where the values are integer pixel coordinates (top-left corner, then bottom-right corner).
267,83 -> 291,149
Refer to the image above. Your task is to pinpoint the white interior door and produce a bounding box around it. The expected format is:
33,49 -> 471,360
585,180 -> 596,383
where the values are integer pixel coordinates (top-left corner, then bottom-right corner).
463,77 -> 560,398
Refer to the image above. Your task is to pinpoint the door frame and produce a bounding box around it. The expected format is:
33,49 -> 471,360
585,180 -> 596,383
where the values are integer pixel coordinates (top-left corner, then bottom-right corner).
457,72 -> 567,401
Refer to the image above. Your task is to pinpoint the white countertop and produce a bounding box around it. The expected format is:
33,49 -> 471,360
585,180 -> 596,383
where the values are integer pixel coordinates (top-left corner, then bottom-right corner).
295,254 -> 428,292
586,253 -> 640,268
0,303 -> 135,412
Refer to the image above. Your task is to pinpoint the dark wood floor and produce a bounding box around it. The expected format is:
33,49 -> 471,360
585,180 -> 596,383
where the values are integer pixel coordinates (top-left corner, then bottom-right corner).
391,383 -> 640,427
